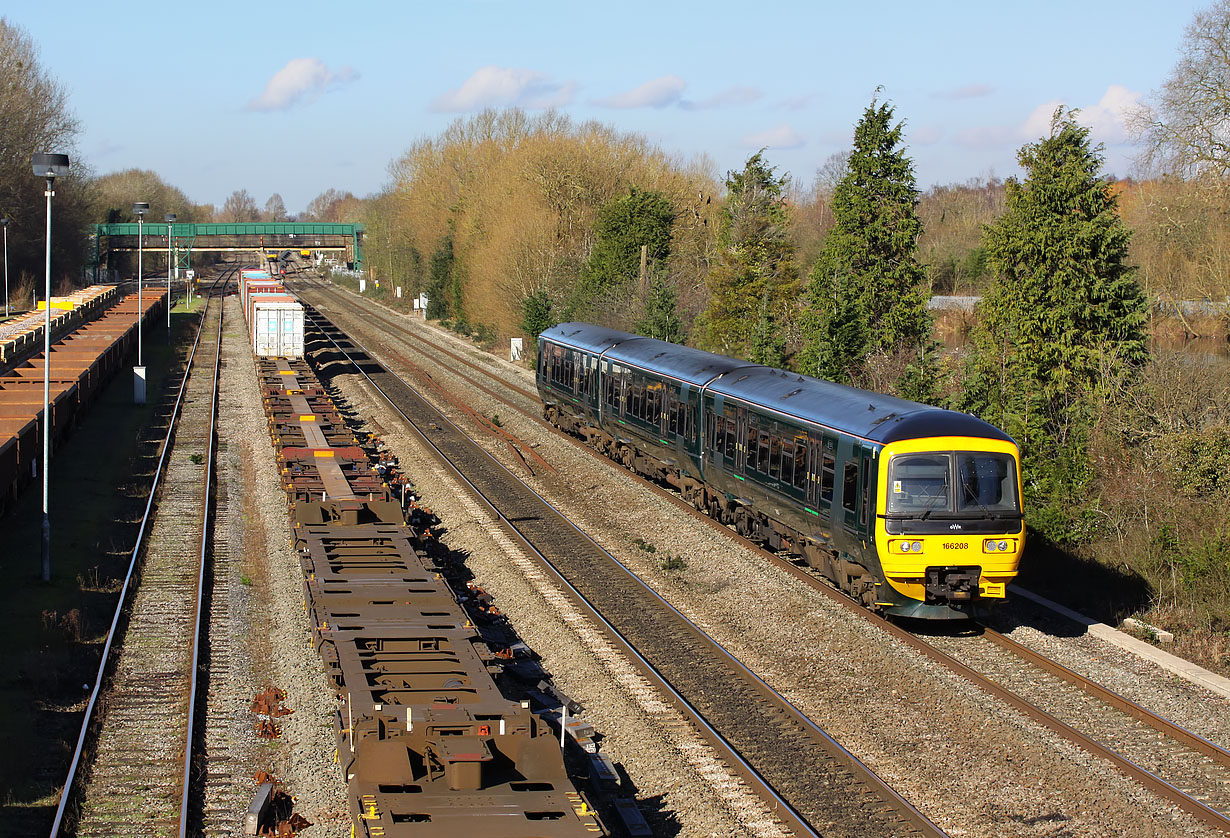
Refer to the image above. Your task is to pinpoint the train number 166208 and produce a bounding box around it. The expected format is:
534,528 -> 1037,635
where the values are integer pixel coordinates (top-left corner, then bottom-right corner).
942,542 -> 969,549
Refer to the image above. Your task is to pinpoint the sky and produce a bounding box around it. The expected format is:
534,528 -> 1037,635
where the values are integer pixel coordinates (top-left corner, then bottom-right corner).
8,1 -> 1210,215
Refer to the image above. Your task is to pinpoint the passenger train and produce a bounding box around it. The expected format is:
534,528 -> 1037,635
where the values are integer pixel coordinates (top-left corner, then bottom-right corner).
536,322 -> 1024,620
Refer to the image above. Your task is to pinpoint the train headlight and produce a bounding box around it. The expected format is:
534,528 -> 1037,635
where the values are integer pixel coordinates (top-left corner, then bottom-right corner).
983,539 -> 1016,553
895,540 -> 924,553
911,541 -> 923,553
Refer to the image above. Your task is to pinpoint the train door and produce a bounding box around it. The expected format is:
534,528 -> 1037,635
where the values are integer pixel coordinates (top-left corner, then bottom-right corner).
806,433 -> 824,512
734,407 -> 749,475
839,444 -> 873,536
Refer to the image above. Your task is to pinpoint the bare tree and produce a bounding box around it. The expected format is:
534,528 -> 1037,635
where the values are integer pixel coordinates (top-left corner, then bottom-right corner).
0,17 -> 89,285
813,151 -> 850,199
302,188 -> 357,222
1134,1 -> 1230,179
220,189 -> 259,222
264,192 -> 287,222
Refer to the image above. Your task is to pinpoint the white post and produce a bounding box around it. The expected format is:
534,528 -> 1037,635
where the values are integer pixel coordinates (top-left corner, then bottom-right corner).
560,705 -> 567,749
41,178 -> 53,582
166,220 -> 172,330
3,222 -> 9,318
137,216 -> 143,366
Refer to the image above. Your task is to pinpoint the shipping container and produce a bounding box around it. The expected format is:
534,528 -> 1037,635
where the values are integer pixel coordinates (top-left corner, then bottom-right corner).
251,300 -> 304,358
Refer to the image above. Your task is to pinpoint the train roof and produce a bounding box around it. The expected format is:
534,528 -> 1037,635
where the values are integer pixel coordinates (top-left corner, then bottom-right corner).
541,322 -> 1013,446
543,322 -> 751,386
540,322 -> 635,355
708,366 -> 1012,445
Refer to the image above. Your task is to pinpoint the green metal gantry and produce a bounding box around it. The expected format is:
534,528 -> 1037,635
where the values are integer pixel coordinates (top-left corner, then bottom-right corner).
91,221 -> 364,280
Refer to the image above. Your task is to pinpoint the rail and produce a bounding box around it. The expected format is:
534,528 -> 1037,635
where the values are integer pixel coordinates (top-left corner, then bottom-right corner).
48,270 -> 230,837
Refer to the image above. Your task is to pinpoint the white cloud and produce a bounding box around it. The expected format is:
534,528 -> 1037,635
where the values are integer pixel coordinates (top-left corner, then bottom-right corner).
741,123 -> 805,150
682,85 -> 762,110
431,66 -> 577,112
1022,85 -> 1143,144
935,83 -> 993,100
248,58 -> 358,112
594,75 -> 686,109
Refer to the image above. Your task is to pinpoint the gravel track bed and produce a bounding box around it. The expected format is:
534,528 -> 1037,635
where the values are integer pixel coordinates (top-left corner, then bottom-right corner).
922,630 -> 1230,816
216,296 -> 348,837
990,597 -> 1230,747
201,303 -> 260,836
300,283 -> 1218,838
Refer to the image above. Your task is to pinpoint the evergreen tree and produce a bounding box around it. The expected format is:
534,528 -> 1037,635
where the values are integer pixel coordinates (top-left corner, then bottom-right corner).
749,291 -> 786,367
696,151 -> 798,358
799,97 -> 930,387
520,289 -> 555,350
635,270 -> 686,343
962,110 -> 1148,542
425,235 -> 454,320
571,188 -> 674,316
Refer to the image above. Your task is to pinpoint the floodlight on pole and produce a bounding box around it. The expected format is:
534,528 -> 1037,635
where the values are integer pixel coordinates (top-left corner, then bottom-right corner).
1,218 -> 10,319
32,152 -> 69,583
165,213 -> 175,331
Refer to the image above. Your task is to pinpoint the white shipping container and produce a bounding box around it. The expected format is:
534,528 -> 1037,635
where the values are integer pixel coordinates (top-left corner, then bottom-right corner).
252,300 -> 305,358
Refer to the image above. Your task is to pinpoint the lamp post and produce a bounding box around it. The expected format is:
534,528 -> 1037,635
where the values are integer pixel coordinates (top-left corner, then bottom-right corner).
0,217 -> 9,317
165,213 -> 175,332
1,217 -> 10,318
32,152 -> 70,583
133,202 -> 149,404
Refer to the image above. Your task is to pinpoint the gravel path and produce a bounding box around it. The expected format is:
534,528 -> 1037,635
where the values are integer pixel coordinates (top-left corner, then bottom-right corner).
302,283 -> 1226,838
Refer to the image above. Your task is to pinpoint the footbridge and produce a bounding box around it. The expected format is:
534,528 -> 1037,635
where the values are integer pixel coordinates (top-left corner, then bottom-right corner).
91,222 -> 363,278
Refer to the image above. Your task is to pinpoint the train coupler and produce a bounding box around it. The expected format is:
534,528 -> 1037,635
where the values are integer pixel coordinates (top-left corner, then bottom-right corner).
924,566 -> 981,604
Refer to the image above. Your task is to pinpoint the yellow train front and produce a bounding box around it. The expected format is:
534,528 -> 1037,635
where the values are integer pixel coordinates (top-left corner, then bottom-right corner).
872,434 -> 1024,618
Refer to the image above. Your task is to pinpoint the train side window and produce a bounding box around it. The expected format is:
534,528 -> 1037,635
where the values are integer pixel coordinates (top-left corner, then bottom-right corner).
842,462 -> 859,513
821,454 -> 835,502
667,394 -> 678,435
707,412 -> 719,450
773,439 -> 787,481
603,367 -> 619,411
757,432 -> 770,474
647,384 -> 661,426
724,418 -> 737,460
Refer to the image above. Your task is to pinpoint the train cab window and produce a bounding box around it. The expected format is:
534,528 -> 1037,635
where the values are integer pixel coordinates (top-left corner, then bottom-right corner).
956,453 -> 1019,513
821,454 -> 835,502
886,454 -> 951,514
842,462 -> 859,513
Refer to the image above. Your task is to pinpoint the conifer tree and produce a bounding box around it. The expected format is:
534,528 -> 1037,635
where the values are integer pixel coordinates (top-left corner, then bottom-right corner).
799,97 -> 930,387
962,110 -> 1148,541
635,271 -> 686,343
570,188 -> 674,316
696,151 -> 798,358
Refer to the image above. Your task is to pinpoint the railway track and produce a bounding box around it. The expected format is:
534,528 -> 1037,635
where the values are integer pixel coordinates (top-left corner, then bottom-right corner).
294,278 -> 1230,834
53,283 -> 224,838
303,304 -> 945,838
